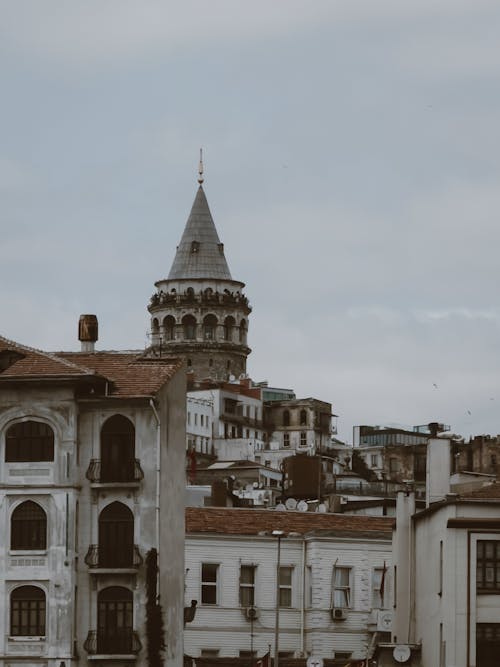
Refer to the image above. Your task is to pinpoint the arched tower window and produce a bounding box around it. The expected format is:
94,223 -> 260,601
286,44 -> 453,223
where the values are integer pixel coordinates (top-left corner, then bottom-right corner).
283,410 -> 290,427
223,316 -> 235,341
239,319 -> 247,344
5,421 -> 54,462
300,409 -> 308,426
163,315 -> 176,341
203,314 -> 218,341
98,502 -> 134,568
151,318 -> 159,335
11,500 -> 47,550
182,314 -> 197,340
97,586 -> 133,654
11,586 -> 46,636
100,415 -> 135,483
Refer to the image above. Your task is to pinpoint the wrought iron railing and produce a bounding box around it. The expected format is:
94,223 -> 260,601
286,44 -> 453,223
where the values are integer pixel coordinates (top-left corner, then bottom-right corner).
85,458 -> 144,483
84,544 -> 143,569
84,629 -> 142,655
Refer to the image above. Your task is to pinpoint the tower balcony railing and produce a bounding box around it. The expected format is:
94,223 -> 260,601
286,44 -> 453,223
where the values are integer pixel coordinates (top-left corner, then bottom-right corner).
84,544 -> 143,570
149,290 -> 250,311
84,629 -> 142,656
86,459 -> 144,484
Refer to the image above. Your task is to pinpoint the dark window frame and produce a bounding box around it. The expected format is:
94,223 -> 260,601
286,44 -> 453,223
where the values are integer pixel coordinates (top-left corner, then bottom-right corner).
5,421 -> 54,462
477,540 -> 500,593
10,586 -> 46,636
240,565 -> 256,607
11,501 -> 47,551
201,563 -> 219,605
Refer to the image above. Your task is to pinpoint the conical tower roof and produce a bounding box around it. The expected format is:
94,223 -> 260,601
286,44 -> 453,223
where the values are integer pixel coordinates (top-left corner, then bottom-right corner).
168,185 -> 233,280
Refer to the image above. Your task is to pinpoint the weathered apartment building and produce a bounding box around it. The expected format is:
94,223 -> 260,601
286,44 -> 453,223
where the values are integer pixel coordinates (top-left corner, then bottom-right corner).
184,507 -> 393,666
0,323 -> 186,667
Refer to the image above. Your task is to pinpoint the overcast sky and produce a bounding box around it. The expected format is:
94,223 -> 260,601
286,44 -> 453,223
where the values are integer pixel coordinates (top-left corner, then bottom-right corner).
2,1 -> 500,442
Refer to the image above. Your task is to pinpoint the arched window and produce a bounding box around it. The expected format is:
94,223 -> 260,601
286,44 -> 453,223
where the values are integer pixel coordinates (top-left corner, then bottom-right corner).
11,501 -> 47,550
98,587 -> 133,654
5,421 -> 54,462
163,315 -> 176,341
11,586 -> 46,636
300,409 -> 308,426
203,314 -> 218,341
239,319 -> 247,344
98,502 -> 134,568
223,316 -> 235,341
151,318 -> 159,335
100,415 -> 135,483
283,410 -> 290,427
182,314 -> 197,340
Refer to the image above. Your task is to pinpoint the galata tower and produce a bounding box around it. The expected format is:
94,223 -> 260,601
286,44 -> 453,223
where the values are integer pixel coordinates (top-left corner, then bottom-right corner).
148,161 -> 251,380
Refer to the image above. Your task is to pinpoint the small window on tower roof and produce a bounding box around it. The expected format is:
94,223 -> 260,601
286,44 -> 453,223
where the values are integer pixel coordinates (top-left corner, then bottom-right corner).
218,243 -> 224,254
191,241 -> 200,254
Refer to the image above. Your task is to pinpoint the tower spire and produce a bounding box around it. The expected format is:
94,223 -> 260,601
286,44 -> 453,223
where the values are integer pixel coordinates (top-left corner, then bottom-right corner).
198,148 -> 204,185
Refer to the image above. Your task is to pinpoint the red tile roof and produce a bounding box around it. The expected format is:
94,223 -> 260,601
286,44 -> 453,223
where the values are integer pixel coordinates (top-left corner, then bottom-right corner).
59,352 -> 183,397
186,506 -> 394,536
0,335 -> 183,398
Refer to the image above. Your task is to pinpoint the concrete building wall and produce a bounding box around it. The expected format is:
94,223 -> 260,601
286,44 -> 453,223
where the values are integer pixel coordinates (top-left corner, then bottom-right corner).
185,532 -> 391,662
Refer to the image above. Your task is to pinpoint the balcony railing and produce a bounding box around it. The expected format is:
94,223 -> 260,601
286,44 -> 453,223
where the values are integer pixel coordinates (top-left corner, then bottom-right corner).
84,544 -> 143,569
86,459 -> 144,484
84,629 -> 142,655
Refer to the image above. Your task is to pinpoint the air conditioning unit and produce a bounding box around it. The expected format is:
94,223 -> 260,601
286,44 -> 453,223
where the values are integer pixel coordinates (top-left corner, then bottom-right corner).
244,606 -> 260,621
331,607 -> 347,621
377,610 -> 393,632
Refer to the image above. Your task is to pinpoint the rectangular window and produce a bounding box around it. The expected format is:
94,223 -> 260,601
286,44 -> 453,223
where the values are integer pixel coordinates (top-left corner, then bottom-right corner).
240,565 -> 256,606
279,566 -> 293,607
333,566 -> 351,608
300,432 -> 307,447
476,624 -> 500,666
200,415 -> 204,427
477,540 -> 500,592
389,457 -> 399,473
201,649 -> 220,658
371,454 -> 378,467
283,433 -> 290,448
187,412 -> 191,425
201,564 -> 219,604
194,414 -> 198,425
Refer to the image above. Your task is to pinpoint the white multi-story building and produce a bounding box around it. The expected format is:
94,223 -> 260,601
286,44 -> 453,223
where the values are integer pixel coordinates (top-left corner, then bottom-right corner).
188,381 -> 266,462
379,434 -> 500,667
184,506 -> 393,665
0,321 -> 186,667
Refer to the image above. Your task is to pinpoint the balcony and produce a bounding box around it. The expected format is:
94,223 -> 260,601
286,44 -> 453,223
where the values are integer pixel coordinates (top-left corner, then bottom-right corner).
86,459 -> 144,487
84,629 -> 142,658
84,544 -> 143,572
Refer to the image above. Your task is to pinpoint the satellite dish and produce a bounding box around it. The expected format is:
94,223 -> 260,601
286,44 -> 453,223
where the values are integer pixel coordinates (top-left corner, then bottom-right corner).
253,481 -> 259,488
297,500 -> 308,512
275,503 -> 286,511
317,503 -> 327,513
285,497 -> 297,510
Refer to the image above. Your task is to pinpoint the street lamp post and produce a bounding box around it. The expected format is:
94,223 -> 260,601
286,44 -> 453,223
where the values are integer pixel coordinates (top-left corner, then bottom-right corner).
272,530 -> 284,667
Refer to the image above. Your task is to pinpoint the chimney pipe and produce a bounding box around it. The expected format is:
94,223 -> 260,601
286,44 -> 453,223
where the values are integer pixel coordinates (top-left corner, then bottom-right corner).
78,314 -> 98,352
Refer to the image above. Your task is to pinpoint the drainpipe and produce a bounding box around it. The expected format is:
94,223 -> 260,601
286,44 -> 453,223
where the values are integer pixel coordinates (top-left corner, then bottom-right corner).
300,537 -> 306,656
150,399 -> 161,554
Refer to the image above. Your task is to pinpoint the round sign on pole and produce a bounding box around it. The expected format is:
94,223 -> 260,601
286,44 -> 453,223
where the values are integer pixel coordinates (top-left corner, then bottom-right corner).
306,656 -> 323,667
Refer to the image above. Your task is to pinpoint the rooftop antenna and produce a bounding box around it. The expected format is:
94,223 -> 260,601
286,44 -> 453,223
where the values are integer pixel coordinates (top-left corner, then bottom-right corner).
198,148 -> 204,185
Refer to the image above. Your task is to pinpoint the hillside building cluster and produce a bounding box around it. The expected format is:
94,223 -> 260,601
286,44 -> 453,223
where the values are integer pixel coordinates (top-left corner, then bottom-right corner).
1,169 -> 499,667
